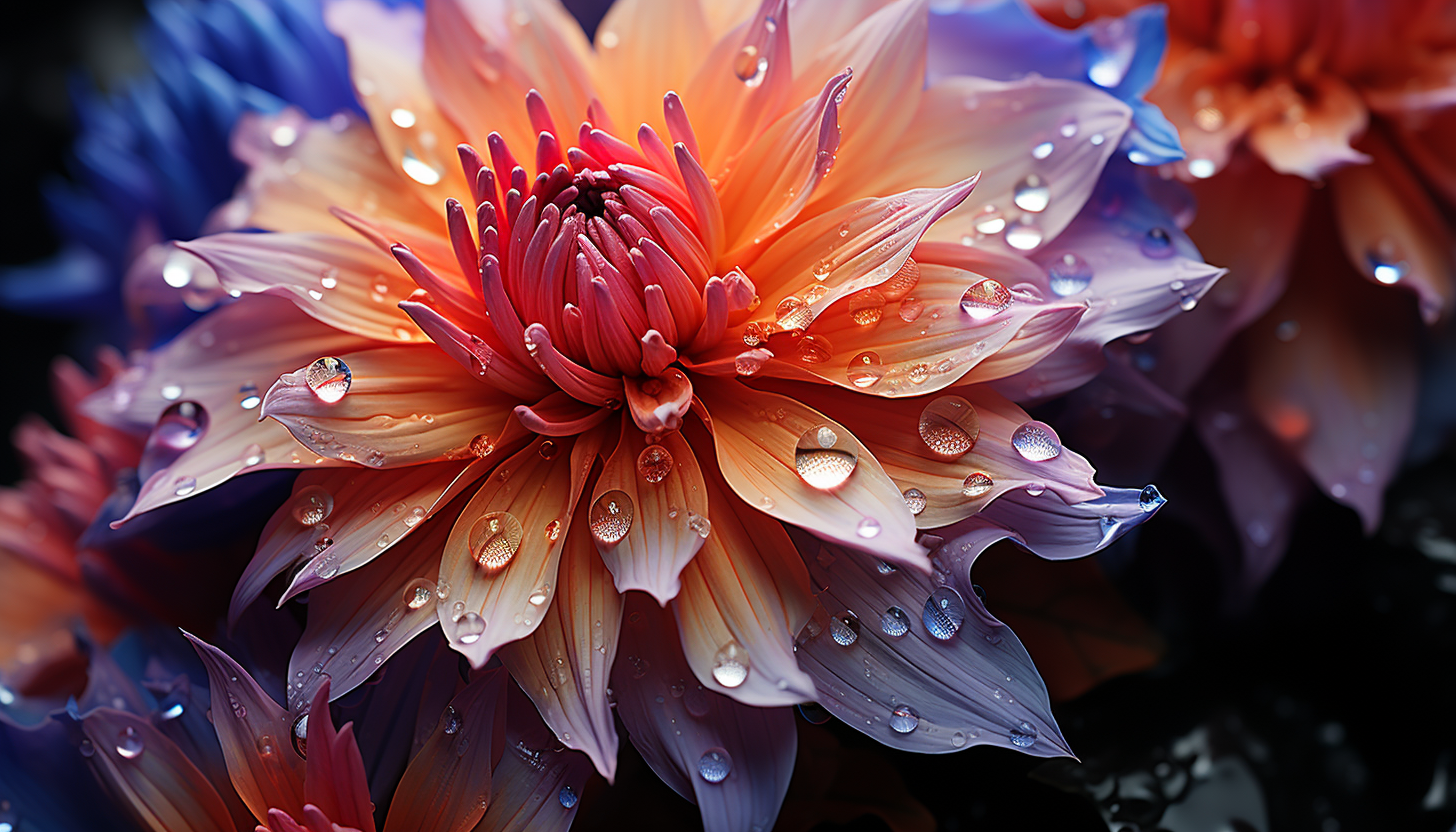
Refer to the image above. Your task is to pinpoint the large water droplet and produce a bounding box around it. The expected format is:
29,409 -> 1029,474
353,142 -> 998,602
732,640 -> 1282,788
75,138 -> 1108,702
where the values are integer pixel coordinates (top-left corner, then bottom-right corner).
733,45 -> 768,87
305,357 -> 352,403
637,444 -> 673,484
1139,484 -> 1165,512
795,426 -> 859,489
1139,227 -> 1174,259
776,296 -> 812,329
922,586 -> 966,640
711,641 -> 750,688
961,472 -> 994,498
889,704 -> 920,733
829,611 -> 861,646
115,727 -> 144,759
455,612 -> 485,645
589,491 -> 634,546
960,279 -> 1012,321
1011,421 -> 1062,461
847,351 -> 884,388
918,396 -> 981,457
796,334 -> 832,364
1012,175 -> 1050,213
558,784 -> 579,808
880,606 -> 911,638
901,488 -> 927,516
292,485 -> 335,526
1004,219 -> 1043,251
848,290 -> 886,326
1047,253 -> 1093,296
698,748 -> 732,783
1009,720 -> 1038,748
152,401 -> 208,456
469,511 -> 524,570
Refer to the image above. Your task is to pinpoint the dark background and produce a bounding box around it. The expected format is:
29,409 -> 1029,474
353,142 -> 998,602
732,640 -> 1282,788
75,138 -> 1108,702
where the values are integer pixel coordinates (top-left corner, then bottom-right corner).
3,3 -> 1455,831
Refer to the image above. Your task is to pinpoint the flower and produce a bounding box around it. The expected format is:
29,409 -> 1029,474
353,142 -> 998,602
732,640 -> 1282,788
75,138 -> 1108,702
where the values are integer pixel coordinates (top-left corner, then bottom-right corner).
1030,0 -> 1456,588
76,0 -> 1214,827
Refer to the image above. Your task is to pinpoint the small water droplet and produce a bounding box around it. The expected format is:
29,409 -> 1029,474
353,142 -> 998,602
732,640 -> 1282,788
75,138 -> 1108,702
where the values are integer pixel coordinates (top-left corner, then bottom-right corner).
795,426 -> 859,489
1011,421 -> 1062,461
1031,141 -> 1054,160
961,472 -> 994,498
538,439 -> 558,459
590,491 -> 635,545
291,485 -> 335,526
733,45 -> 768,87
698,748 -> 732,783
1047,252 -> 1093,296
1139,484 -> 1165,513
79,737 -> 95,757
240,443 -> 265,467
960,279 -> 1012,320
305,357 -> 352,403
877,561 -> 897,575
880,606 -> 911,638
1004,219 -> 1043,251
856,517 -> 881,538
711,641 -> 750,688
403,578 -> 436,609
558,784 -> 578,808
1012,175 -> 1050,213
637,444 -> 674,483
848,290 -> 886,326
443,705 -> 463,734
469,434 -> 495,458
796,334 -> 833,364
829,611 -> 861,646
469,511 -> 523,570
291,713 -> 309,758
1367,250 -> 1409,284
847,351 -> 883,388
923,586 -> 966,640
1140,228 -> 1174,259
227,692 -> 247,719
902,488 -> 927,515
401,149 -> 443,185
973,205 -> 1005,235
116,727 -> 144,759
455,613 -> 485,645
1009,720 -> 1038,748
889,704 -> 920,733
897,296 -> 924,322
918,396 -> 980,457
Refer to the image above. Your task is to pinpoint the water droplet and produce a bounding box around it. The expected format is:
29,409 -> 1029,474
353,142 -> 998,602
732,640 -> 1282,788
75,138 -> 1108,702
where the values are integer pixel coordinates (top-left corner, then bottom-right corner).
116,727 -> 144,759
151,401 -> 209,462
389,107 -> 417,128
880,606 -> 911,638
1188,157 -> 1216,178
443,705 -> 462,734
403,578 -> 436,610
469,434 -> 495,458
172,476 -> 197,496
538,439 -> 558,459
291,713 -> 309,758
1004,219 -> 1043,251
305,357 -> 352,403
558,784 -> 578,808
735,350 -> 768,376
240,443 -> 266,467
889,704 -> 920,733
79,737 -> 95,757
1031,141 -> 1053,160
589,491 -> 634,545
455,613 -> 485,645
469,511 -> 524,570
918,396 -> 981,457
961,472 -> 994,498
877,561 -> 897,575
902,488 -> 927,515
847,351 -> 884,388
1011,421 -> 1062,461
922,586 -> 966,640
1047,253 -> 1093,296
711,641 -> 750,688
959,279 -> 1011,320
1367,250 -> 1409,284
227,692 -> 247,719
795,426 -> 859,489
291,485 -> 334,526
776,296 -> 813,329
733,45 -> 768,87
1138,484 -> 1165,512
857,517 -> 881,538
401,149 -> 443,185
881,259 -> 920,300
1009,721 -> 1038,748
1012,175 -> 1050,213
829,611 -> 861,646
528,583 -> 550,606
848,290 -> 885,326
256,733 -> 277,756
1058,119 -> 1078,138
1140,227 -> 1174,259
637,444 -> 674,484
897,296 -> 924,323
698,748 -> 732,783
973,205 -> 1005,235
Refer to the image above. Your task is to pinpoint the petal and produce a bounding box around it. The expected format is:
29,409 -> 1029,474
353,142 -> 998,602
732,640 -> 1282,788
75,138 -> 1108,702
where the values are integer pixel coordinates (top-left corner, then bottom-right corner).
1330,128 -> 1455,323
615,598 -> 798,832
498,495 -> 624,781
288,515 -> 456,708
81,708 -> 236,832
178,233 -> 426,345
940,484 -> 1162,562
475,687 -> 594,832
868,77 -> 1131,254
594,0 -> 712,140
437,431 -> 601,665
302,682 -> 377,832
696,377 -> 925,568
795,542 -> 1072,757
622,369 -> 694,435
400,300 -> 553,401
184,632 -> 306,824
261,346 -> 519,468
671,451 -> 817,706
381,670 -> 508,832
590,419 -> 708,603
785,381 -> 1101,529
1247,75 -> 1370,180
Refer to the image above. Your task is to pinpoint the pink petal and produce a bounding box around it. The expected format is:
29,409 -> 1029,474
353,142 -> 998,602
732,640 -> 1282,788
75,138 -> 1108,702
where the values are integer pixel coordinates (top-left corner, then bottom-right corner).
515,391 -> 618,436
590,419 -> 708,604
81,707 -> 236,832
184,632 -> 307,824
399,300 -> 553,401
302,681 -> 377,832
498,496 -> 624,781
261,346 -> 518,468
380,670 -> 508,832
696,377 -> 925,569
615,598 -> 798,832
475,686 -> 594,832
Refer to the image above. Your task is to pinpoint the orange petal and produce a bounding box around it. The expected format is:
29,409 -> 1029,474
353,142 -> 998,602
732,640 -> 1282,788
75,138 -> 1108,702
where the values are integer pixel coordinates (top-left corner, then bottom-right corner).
261,346 -> 518,468
594,0 -> 712,141
779,380 -> 1100,528
437,430 -> 602,665
184,632 -> 306,825
695,377 -> 925,568
671,449 -> 816,705
381,670 -> 508,832
498,496 -> 624,781
179,233 -> 426,345
1247,76 -> 1370,180
289,513 -> 455,709
589,418 -> 709,603
81,708 -> 236,832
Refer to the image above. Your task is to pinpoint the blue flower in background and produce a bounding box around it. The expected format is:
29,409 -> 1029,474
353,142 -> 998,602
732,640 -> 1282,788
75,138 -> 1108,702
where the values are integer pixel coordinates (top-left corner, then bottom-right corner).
927,0 -> 1184,166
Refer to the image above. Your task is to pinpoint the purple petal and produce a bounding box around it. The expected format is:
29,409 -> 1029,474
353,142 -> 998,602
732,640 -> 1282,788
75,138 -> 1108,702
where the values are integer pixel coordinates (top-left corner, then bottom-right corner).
477,685 -> 595,832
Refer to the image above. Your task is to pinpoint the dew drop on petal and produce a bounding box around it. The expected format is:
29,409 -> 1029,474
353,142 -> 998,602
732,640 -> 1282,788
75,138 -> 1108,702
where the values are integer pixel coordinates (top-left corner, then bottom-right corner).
880,259 -> 920,300
1047,253 -> 1093,296
256,734 -> 276,756
902,488 -> 927,515
1004,219 -> 1043,251
795,427 -> 858,489
240,443 -> 266,467
897,296 -> 924,323
847,351 -> 884,389
443,705 -> 463,735
973,206 -> 1005,235
857,517 -> 881,538
558,785 -> 578,809
961,472 -> 994,498
115,727 -> 144,759
1032,141 -> 1053,160
1012,175 -> 1050,212
292,485 -> 334,526
960,279 -> 1012,320
1011,421 -> 1062,461
876,561 -> 897,575
469,511 -> 523,570
1009,721 -> 1039,748
454,613 -> 485,645
637,444 -> 673,484
305,357 -> 352,403
79,738 -> 95,757
401,149 -> 443,185
469,434 -> 495,458
291,713 -> 309,758
880,606 -> 911,638
776,296 -> 812,329
1140,227 -> 1174,259
848,290 -> 886,326
711,641 -> 750,688
403,578 -> 436,610
698,748 -> 732,783
829,611 -> 861,646
889,704 -> 920,733
1367,250 -> 1409,284
918,396 -> 980,457
172,476 -> 197,497
796,334 -> 833,364
589,491 -> 634,546
923,586 -> 966,640
1139,484 -> 1165,512
733,45 -> 768,87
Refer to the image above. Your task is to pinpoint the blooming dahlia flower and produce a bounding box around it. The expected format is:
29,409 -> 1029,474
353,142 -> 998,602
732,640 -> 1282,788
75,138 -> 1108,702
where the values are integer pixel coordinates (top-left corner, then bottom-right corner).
1026,0 -> 1456,587
82,0 -> 1216,826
